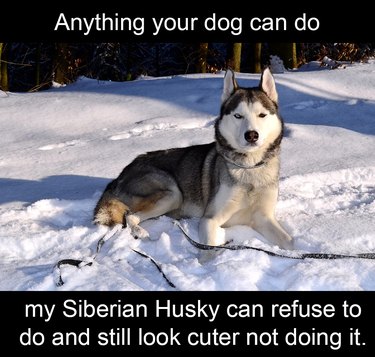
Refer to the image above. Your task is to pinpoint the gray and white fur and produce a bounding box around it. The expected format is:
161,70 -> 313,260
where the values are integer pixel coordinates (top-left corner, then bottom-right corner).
94,68 -> 293,250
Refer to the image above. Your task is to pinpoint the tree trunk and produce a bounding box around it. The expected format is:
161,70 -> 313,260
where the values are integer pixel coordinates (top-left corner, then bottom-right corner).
35,43 -> 41,87
268,43 -> 297,69
125,43 -> 133,81
0,43 -> 9,91
154,43 -> 161,77
227,43 -> 242,72
232,43 -> 242,72
254,43 -> 262,73
196,43 -> 208,73
54,43 -> 71,84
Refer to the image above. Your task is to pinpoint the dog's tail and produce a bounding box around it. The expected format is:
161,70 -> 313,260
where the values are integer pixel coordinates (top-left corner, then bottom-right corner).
94,192 -> 129,226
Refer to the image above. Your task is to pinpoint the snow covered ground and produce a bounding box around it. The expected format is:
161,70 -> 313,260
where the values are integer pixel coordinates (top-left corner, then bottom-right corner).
0,61 -> 374,291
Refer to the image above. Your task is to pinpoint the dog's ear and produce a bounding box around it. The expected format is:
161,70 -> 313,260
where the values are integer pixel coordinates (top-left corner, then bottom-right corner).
260,67 -> 278,104
222,69 -> 238,103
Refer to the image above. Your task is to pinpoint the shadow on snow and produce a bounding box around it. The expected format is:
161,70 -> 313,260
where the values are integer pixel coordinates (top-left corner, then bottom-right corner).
0,175 -> 109,205
51,74 -> 375,136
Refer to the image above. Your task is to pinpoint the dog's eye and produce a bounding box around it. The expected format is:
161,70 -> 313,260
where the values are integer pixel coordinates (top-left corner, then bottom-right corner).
259,113 -> 267,118
234,113 -> 243,119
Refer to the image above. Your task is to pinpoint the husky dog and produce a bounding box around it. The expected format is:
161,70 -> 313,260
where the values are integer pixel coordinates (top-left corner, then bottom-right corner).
94,68 -> 292,250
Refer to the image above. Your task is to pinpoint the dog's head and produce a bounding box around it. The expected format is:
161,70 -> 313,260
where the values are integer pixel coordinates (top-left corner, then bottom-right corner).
217,68 -> 283,154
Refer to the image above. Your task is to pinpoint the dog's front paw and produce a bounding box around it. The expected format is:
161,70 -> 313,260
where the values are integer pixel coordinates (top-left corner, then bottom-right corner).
279,236 -> 293,250
131,225 -> 150,240
282,241 -> 293,250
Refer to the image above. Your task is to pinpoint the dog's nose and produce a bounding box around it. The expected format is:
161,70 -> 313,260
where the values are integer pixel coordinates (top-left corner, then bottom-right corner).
244,130 -> 259,143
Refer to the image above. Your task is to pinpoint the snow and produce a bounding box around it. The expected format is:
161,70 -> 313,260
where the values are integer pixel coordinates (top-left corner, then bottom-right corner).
270,55 -> 286,73
0,61 -> 374,291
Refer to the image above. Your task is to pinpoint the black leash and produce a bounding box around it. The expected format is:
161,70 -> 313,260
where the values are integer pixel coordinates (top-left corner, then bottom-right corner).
54,221 -> 375,289
131,249 -> 176,288
53,225 -> 121,287
53,225 -> 176,288
54,259 -> 92,287
174,221 -> 375,260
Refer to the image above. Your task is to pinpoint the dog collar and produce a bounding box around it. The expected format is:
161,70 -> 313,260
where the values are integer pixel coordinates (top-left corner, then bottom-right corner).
220,153 -> 265,169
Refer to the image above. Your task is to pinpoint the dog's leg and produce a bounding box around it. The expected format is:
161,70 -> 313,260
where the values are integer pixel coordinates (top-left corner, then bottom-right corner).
199,218 -> 226,246
125,188 -> 183,239
251,213 -> 293,250
198,215 -> 232,263
198,185 -> 243,261
249,188 -> 293,249
95,171 -> 183,239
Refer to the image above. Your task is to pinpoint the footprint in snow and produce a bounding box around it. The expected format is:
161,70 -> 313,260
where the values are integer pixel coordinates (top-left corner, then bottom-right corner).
279,167 -> 375,217
38,140 -> 86,151
109,123 -> 180,141
287,100 -> 327,110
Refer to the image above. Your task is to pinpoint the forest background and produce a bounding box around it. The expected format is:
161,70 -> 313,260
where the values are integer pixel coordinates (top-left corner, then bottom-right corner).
0,42 -> 374,92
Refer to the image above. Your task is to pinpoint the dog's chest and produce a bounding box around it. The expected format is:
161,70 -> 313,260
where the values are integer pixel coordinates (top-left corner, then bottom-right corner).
221,184 -> 275,227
